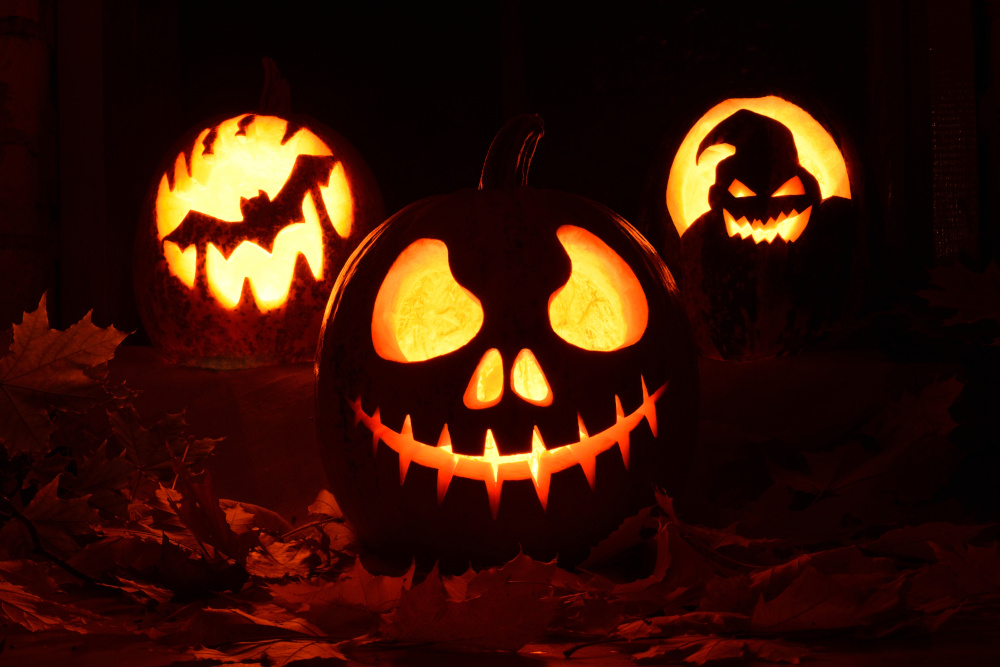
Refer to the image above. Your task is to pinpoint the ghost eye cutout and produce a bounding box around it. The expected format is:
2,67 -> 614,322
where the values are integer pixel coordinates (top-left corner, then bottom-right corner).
771,175 -> 805,197
372,238 -> 484,362
548,225 -> 648,351
727,179 -> 756,198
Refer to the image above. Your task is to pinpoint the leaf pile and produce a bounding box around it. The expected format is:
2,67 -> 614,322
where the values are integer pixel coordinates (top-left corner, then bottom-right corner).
1,295 -> 999,665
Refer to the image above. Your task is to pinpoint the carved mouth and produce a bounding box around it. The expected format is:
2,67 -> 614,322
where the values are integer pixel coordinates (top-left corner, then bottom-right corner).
346,377 -> 666,518
723,206 -> 812,244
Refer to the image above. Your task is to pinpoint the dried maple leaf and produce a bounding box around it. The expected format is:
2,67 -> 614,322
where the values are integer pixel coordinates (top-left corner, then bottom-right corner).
307,489 -> 343,519
750,563 -> 903,632
919,263 -> 1000,327
0,295 -> 127,455
70,442 -> 133,517
0,561 -> 117,635
168,468 -> 257,565
246,538 -> 318,580
632,635 -> 808,665
0,476 -> 99,557
110,405 -> 218,482
171,602 -> 325,648
191,639 -> 348,665
382,564 -> 560,651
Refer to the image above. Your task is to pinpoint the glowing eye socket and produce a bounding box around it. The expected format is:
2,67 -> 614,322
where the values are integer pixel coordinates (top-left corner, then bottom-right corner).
372,238 -> 484,362
771,175 -> 805,197
727,179 -> 756,198
548,225 -> 648,352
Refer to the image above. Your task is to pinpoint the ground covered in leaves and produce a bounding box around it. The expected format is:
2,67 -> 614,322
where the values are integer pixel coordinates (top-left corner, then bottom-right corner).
2,264 -> 1000,665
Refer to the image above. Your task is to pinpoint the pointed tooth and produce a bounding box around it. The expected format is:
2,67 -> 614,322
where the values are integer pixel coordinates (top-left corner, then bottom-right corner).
483,430 -> 502,517
723,209 -> 739,237
577,414 -> 590,440
399,448 -> 412,484
618,430 -> 631,469
371,408 -> 382,455
436,424 -> 452,449
486,477 -> 503,519
576,450 -> 596,490
350,396 -> 364,426
437,458 -> 456,504
531,426 -> 546,455
614,395 -> 625,420
529,426 -> 551,510
400,414 -> 413,437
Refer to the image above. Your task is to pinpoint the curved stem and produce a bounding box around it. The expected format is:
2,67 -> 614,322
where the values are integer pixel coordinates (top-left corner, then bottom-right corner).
478,114 -> 544,190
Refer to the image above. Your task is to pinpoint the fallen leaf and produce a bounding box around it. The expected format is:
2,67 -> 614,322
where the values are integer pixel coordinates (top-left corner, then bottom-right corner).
191,639 -> 347,665
0,476 -> 99,557
0,295 -> 127,455
382,564 -> 559,651
632,635 -> 808,665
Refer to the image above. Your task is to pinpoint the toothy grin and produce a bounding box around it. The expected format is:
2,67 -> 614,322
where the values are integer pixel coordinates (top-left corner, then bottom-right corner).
723,206 -> 812,244
346,377 -> 666,518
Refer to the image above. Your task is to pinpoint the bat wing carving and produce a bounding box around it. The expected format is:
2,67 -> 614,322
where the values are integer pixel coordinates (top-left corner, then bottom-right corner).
162,154 -> 338,257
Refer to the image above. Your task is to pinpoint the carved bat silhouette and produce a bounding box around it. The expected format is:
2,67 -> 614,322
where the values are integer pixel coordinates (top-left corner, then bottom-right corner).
162,153 -> 337,257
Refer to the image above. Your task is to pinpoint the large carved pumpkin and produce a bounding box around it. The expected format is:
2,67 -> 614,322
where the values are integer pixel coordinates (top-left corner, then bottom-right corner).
134,65 -> 383,368
316,115 -> 698,570
645,95 -> 861,361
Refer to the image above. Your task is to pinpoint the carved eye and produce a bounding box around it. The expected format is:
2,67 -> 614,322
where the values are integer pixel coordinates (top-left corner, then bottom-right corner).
548,225 -> 648,351
727,179 -> 756,198
771,175 -> 805,197
372,238 -> 484,362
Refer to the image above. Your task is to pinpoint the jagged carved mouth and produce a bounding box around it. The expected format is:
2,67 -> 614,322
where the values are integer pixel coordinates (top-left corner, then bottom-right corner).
346,377 -> 666,518
723,206 -> 812,244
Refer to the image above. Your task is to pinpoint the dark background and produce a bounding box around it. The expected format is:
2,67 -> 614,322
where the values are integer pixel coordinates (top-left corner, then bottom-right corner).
3,0 -> 998,334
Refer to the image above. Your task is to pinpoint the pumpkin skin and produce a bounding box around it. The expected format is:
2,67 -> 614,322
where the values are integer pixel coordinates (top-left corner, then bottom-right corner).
645,95 -> 861,361
315,116 -> 698,570
134,112 -> 384,368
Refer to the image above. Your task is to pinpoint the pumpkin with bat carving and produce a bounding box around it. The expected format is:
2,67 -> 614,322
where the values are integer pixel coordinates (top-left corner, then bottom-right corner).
642,95 -> 861,361
315,116 -> 698,569
134,103 -> 383,368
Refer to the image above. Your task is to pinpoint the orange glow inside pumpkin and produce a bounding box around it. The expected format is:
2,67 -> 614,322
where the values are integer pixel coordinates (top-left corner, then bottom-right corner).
511,349 -> 552,406
464,348 -> 504,409
665,96 -> 851,237
349,376 -> 666,517
772,175 -> 805,197
722,206 -> 812,244
155,114 -> 354,311
727,179 -> 756,198
548,225 -> 648,351
372,238 -> 484,362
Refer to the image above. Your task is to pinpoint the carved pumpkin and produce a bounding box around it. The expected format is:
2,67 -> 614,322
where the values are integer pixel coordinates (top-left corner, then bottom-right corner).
315,116 -> 698,570
134,67 -> 383,368
648,95 -> 860,361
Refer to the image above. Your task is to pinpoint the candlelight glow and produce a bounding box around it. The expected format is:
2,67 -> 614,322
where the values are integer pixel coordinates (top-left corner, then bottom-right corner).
666,96 -> 851,237
349,377 -> 666,518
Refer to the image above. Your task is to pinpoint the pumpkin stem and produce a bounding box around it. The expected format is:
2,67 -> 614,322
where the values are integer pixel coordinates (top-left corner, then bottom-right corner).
479,114 -> 544,190
259,57 -> 292,116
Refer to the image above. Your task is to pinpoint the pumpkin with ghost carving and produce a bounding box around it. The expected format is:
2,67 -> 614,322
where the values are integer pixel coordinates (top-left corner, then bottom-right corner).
134,111 -> 383,368
644,95 -> 861,361
316,115 -> 698,569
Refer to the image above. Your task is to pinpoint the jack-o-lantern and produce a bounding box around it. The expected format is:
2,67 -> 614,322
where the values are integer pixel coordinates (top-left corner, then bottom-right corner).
315,115 -> 698,570
134,64 -> 383,368
647,95 -> 860,361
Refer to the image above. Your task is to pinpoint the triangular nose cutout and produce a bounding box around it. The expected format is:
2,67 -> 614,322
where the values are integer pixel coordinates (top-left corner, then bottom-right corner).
463,348 -> 504,409
512,349 -> 553,406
